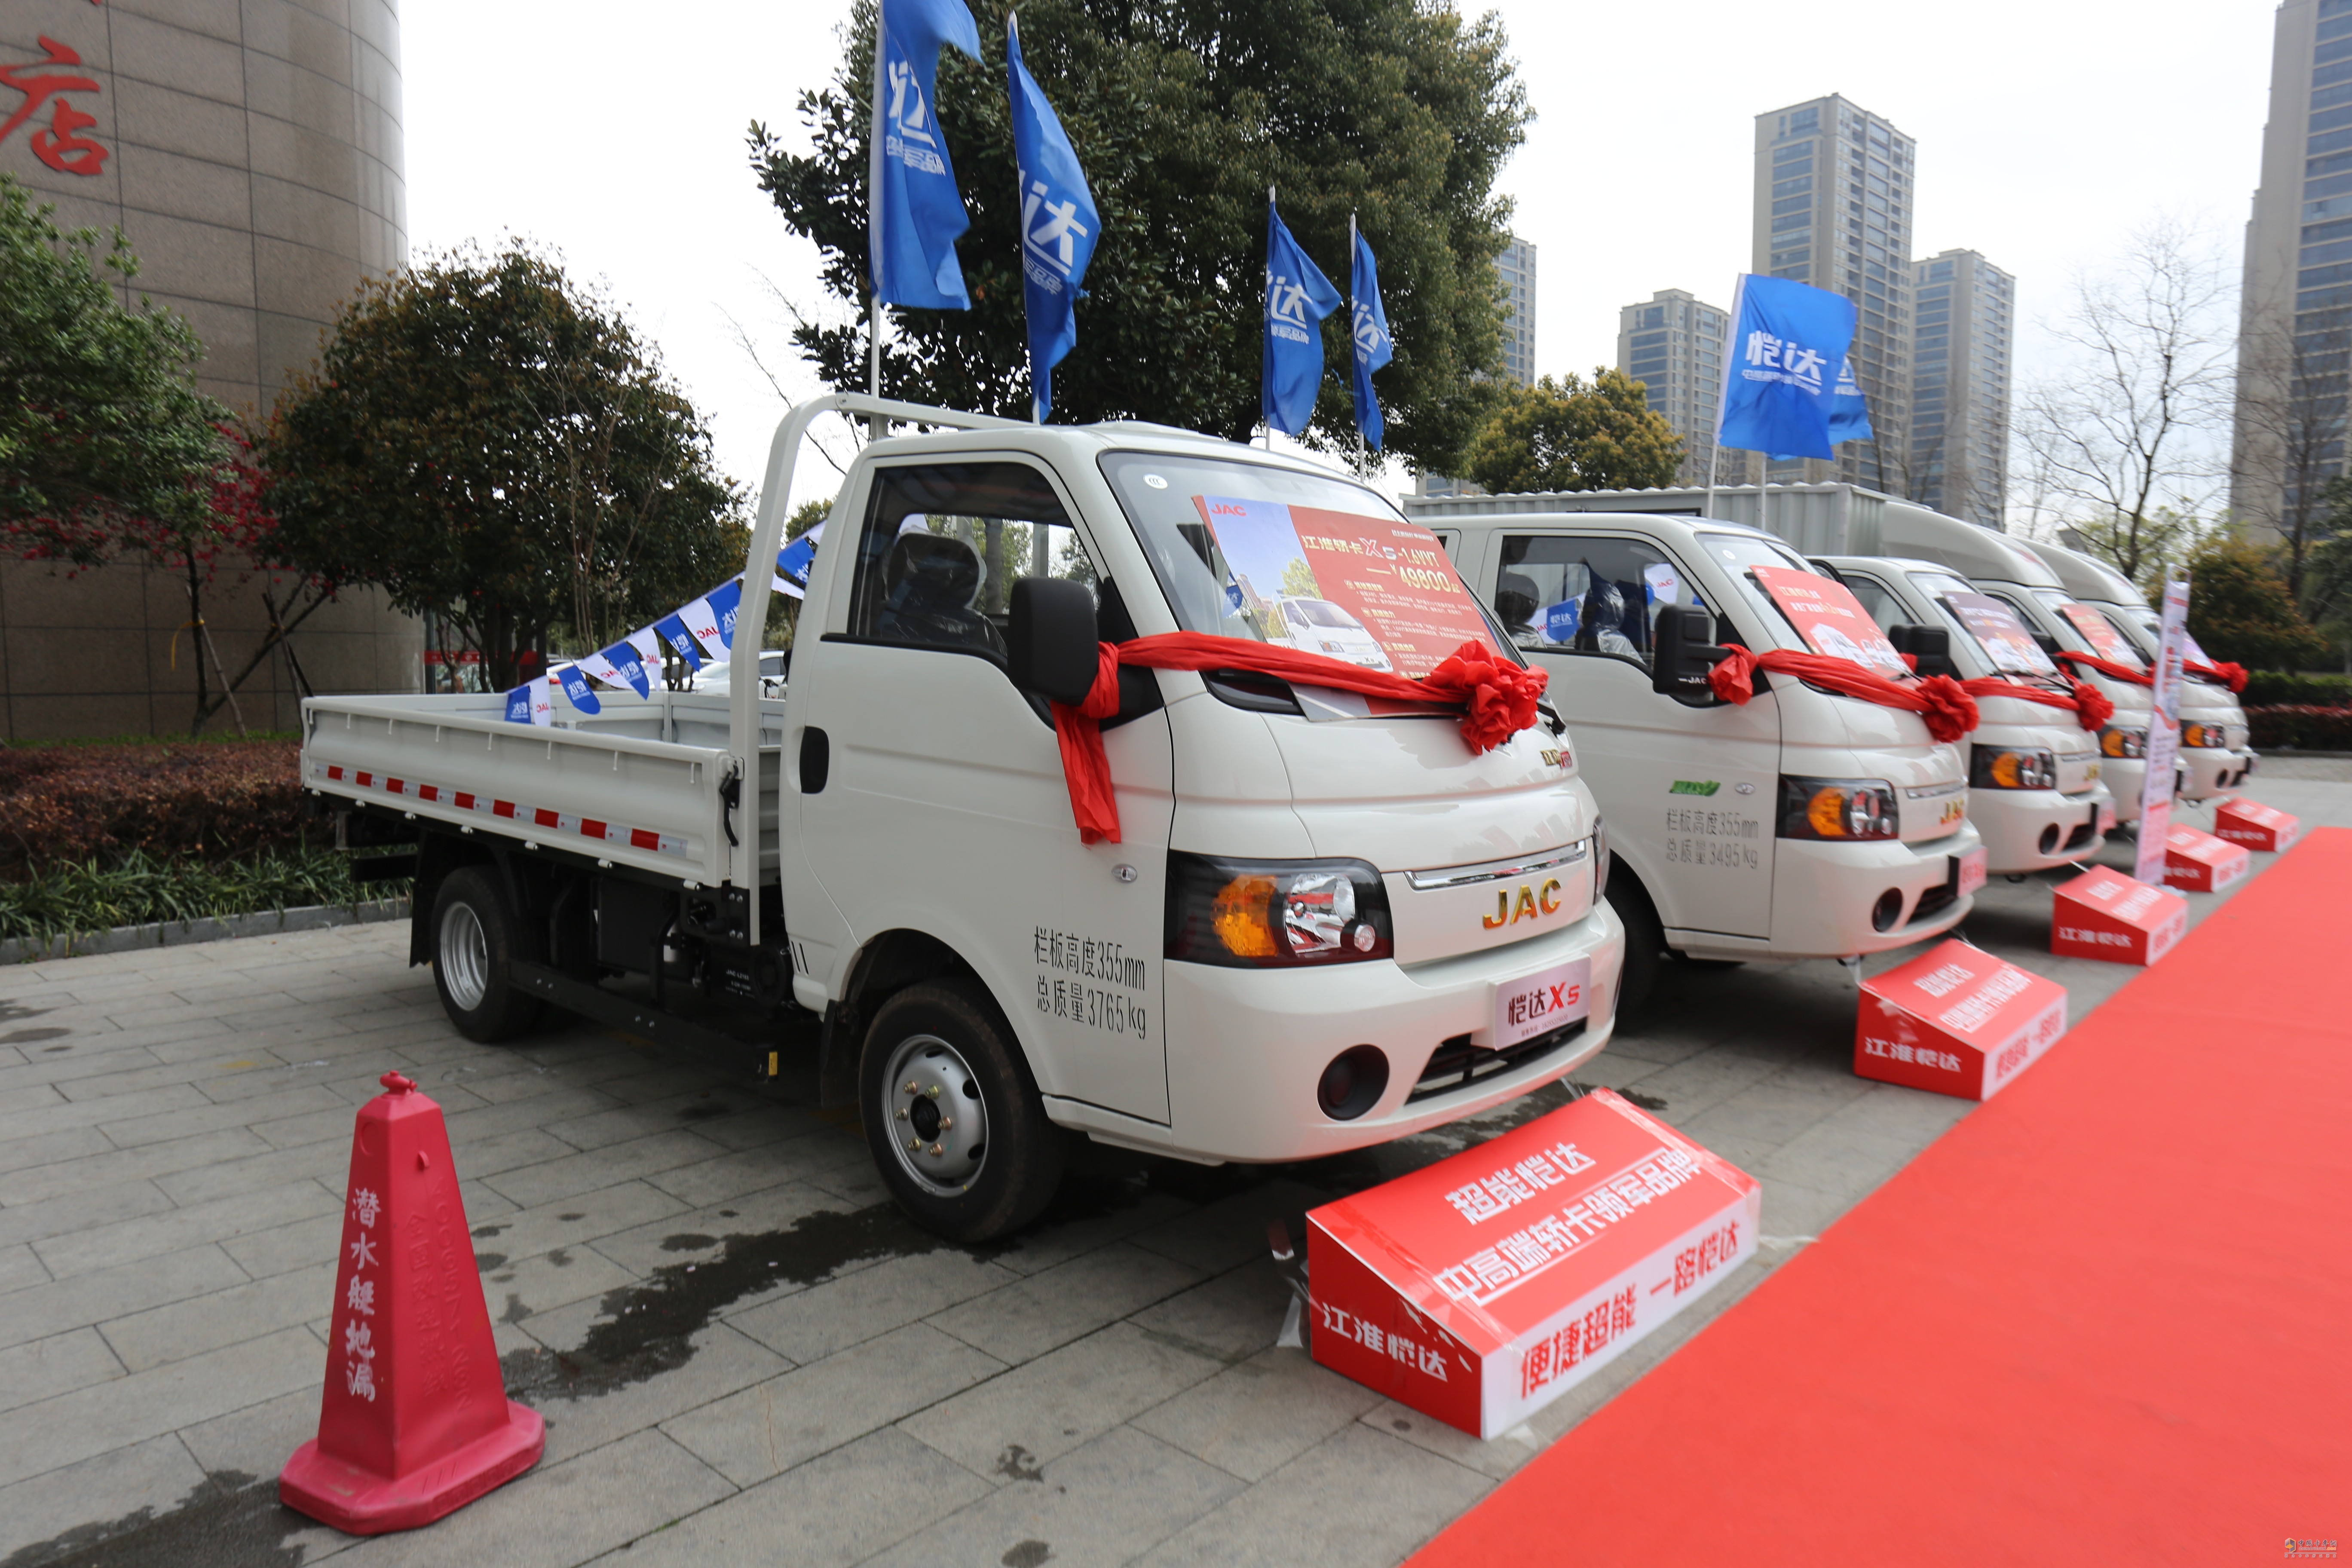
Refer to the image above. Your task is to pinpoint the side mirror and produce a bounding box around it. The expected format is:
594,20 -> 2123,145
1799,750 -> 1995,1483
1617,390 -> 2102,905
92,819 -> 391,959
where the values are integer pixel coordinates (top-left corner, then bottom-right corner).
1008,576 -> 1100,705
1651,604 -> 1729,698
1888,623 -> 1959,679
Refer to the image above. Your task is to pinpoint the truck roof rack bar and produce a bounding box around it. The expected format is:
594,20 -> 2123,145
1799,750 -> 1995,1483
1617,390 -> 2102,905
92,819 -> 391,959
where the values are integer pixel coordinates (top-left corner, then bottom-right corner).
726,395 -> 1031,938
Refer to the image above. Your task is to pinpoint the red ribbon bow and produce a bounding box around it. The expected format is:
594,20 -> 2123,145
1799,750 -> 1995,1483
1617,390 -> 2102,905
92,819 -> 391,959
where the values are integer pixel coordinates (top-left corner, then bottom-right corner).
2187,658 -> 2248,694
1706,645 -> 1981,744
1050,634 -> 1548,844
1960,676 -> 2115,733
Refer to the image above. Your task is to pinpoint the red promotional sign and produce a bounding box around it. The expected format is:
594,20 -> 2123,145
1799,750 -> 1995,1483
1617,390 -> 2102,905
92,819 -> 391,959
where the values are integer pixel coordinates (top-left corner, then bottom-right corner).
2160,823 -> 2251,894
1194,496 -> 1496,679
2213,796 -> 2301,854
1752,565 -> 1909,677
1856,938 -> 2068,1101
1943,590 -> 2059,677
1306,1091 -> 1759,1438
2051,868 -> 2188,966
2056,603 -> 2147,671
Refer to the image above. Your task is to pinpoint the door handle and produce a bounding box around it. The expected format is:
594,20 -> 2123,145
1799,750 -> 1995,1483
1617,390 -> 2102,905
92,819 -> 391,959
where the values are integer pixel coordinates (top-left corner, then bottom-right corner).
799,727 -> 830,794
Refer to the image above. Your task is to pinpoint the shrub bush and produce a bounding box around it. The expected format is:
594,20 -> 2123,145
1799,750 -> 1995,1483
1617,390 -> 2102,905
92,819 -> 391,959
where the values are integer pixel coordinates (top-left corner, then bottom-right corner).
0,848 -> 405,945
2248,705 -> 2352,750
2242,672 -> 2352,707
0,740 -> 309,878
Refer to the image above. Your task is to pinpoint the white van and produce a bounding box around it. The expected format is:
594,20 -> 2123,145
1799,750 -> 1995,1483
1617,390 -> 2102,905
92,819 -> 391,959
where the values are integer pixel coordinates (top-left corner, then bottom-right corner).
1822,556 -> 2114,874
303,395 -> 1622,1241
2019,540 -> 2257,797
1409,507 -> 1983,1012
1271,596 -> 1393,671
1870,510 -> 2161,823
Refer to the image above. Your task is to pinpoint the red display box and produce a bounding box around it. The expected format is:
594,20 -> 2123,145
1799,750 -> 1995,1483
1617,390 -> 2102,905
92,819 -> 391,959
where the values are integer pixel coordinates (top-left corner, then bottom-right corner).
1856,939 -> 2068,1101
2051,868 -> 2188,966
2160,823 -> 2252,894
2212,796 -> 2302,854
1306,1091 -> 1758,1439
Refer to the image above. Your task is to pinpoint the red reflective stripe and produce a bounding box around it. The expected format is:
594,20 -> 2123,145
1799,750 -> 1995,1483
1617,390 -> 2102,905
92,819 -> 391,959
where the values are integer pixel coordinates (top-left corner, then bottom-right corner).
533,808 -> 560,829
386,779 -> 404,794
327,766 -> 345,781
581,819 -> 607,839
455,793 -> 475,810
356,772 -> 374,787
630,829 -> 660,850
493,801 -> 516,819
417,785 -> 439,802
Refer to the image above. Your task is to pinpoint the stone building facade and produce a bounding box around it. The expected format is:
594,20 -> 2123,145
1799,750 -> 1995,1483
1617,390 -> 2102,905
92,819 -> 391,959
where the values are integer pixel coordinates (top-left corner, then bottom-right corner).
0,0 -> 419,738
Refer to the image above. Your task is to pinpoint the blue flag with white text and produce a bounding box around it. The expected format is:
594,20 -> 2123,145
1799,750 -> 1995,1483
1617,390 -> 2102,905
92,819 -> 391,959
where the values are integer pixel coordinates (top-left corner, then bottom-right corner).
870,0 -> 983,309
1008,15 -> 1099,422
1716,275 -> 1857,461
1349,227 -> 1393,450
1827,355 -> 1873,446
1262,199 -> 1343,437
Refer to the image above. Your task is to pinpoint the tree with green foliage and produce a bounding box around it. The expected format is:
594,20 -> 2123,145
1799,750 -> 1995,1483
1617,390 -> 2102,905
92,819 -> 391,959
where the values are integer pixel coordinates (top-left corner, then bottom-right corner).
266,244 -> 747,689
1461,370 -> 1683,495
753,0 -> 1528,469
2184,534 -> 2328,672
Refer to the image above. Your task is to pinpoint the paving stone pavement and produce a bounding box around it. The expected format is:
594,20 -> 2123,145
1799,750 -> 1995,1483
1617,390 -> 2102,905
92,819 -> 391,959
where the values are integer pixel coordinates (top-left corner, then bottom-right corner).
0,773 -> 2342,1568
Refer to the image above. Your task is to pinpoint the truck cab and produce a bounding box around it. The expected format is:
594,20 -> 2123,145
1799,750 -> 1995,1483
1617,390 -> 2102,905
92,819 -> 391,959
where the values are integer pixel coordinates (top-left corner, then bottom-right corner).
2020,539 -> 2257,797
304,396 -> 1622,1242
1424,508 -> 1983,1013
1822,555 -> 2113,874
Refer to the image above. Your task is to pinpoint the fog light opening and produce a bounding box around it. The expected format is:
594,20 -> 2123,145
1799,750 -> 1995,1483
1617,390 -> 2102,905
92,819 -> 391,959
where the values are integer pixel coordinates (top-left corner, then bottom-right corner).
1317,1045 -> 1389,1121
1871,889 -> 1905,933
2038,824 -> 2061,855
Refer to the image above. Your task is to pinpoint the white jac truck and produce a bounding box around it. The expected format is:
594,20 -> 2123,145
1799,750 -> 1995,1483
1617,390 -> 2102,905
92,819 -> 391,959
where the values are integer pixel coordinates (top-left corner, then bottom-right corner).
1397,502 -> 1984,1014
1819,555 -> 2114,875
2019,539 -> 2257,798
303,395 -> 1623,1241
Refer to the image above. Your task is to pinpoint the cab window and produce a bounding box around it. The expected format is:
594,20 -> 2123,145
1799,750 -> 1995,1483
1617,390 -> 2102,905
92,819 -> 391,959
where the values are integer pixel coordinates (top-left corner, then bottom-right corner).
848,463 -> 1104,658
1495,535 -> 1687,666
1839,572 -> 1904,633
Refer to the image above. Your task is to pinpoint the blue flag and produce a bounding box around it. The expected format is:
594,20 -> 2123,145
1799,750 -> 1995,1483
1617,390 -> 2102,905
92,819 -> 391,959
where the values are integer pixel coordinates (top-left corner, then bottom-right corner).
1262,197 -> 1343,437
705,579 -> 744,649
870,0 -> 983,309
1827,355 -> 1873,446
597,638 -> 651,699
1008,14 -> 1099,422
503,684 -> 534,724
1349,225 -> 1393,450
556,664 -> 601,715
654,612 -> 704,671
1715,275 -> 1857,461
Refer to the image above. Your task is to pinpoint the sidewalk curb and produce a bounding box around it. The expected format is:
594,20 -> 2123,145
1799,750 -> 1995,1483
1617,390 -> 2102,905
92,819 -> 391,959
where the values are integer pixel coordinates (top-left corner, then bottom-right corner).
1,897 -> 411,965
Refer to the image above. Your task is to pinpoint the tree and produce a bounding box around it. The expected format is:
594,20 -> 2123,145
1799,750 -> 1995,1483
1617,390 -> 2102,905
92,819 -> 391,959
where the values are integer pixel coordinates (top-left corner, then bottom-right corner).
2226,297 -> 2350,605
266,244 -> 748,689
2184,534 -> 2328,671
2012,219 -> 2233,582
753,0 -> 1528,470
2064,502 -> 2213,599
1460,370 -> 1683,495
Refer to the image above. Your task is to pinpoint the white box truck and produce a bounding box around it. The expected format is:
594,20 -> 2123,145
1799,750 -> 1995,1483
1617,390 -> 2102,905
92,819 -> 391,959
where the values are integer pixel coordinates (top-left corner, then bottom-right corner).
303,396 -> 1623,1241
1820,555 -> 2114,874
2019,539 -> 2257,798
1400,502 -> 1984,1014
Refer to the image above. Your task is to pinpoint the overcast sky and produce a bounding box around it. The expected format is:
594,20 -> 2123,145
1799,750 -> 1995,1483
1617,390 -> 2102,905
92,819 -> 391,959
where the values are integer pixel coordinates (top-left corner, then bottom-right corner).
402,0 -> 2279,517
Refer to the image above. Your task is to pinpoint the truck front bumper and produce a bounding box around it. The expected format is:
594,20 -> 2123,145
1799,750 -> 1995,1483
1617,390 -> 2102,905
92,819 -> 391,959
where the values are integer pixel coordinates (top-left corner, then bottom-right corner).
2179,746 -> 2258,799
1744,821 -> 1986,961
1973,784 -> 2113,876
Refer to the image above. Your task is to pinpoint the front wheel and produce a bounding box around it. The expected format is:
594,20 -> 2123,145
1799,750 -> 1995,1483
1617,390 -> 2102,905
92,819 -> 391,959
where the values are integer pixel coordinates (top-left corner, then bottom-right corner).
1605,878 -> 1666,1021
430,866 -> 543,1043
859,980 -> 1065,1243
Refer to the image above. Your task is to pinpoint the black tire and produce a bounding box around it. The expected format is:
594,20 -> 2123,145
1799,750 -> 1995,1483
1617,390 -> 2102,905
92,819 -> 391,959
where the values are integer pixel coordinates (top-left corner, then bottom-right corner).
859,979 -> 1065,1243
1605,877 -> 1666,1021
430,867 -> 544,1043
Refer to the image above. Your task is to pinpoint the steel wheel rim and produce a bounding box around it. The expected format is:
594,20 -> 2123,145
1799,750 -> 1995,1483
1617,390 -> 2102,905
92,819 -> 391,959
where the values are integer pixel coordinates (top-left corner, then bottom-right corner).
879,1032 -> 989,1196
439,900 -> 490,1011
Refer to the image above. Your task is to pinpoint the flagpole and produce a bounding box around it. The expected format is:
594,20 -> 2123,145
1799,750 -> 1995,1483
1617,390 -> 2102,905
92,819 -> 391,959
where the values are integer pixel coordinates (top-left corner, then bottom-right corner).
866,4 -> 888,443
1263,184 -> 1276,451
1350,210 -> 1366,477
1705,273 -> 1743,524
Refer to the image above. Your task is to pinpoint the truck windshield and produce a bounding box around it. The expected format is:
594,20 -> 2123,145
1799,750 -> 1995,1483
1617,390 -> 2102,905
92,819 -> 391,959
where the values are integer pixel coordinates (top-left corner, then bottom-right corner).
1694,531 -> 1828,655
1907,569 -> 2060,677
1099,450 -> 1507,678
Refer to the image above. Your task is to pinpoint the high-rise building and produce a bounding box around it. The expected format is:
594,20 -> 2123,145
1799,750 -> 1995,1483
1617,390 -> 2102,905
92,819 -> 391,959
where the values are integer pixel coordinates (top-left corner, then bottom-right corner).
1752,95 -> 1914,490
1617,289 -> 1729,487
1497,236 -> 1537,388
1909,251 -> 2015,528
2233,0 -> 2352,545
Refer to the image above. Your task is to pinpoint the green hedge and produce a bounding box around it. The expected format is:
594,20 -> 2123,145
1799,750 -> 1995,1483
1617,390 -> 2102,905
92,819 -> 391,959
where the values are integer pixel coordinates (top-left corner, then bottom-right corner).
0,740 -> 308,877
2248,705 -> 2352,751
0,848 -> 408,946
2241,672 -> 2352,707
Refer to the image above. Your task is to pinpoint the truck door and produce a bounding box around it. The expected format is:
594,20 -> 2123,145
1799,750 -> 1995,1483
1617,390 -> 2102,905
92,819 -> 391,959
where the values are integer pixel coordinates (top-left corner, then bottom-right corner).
1487,530 -> 1778,940
790,460 -> 1174,1123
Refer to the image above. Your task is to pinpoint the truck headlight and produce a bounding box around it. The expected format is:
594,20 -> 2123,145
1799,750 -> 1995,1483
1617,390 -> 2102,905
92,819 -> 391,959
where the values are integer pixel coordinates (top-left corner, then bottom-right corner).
1779,776 -> 1899,841
2181,722 -> 2219,749
1971,746 -> 2057,790
2099,726 -> 2148,760
1165,853 -> 1393,967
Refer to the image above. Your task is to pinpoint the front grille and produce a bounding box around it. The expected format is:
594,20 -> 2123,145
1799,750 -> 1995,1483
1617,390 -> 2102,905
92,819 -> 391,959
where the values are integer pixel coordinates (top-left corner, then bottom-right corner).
1408,1019 -> 1587,1103
2063,816 -> 2098,851
1910,853 -> 1964,923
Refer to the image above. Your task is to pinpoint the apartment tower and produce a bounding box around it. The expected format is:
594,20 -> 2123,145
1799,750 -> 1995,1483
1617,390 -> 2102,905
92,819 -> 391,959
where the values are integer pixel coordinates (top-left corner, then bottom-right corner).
1497,236 -> 1538,388
1909,250 -> 2015,527
1617,289 -> 1730,487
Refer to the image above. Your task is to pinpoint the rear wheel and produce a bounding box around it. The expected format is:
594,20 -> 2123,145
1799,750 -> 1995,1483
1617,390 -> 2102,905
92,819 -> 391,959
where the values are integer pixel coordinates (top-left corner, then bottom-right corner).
431,867 -> 543,1043
1605,877 -> 1666,1021
860,980 -> 1064,1243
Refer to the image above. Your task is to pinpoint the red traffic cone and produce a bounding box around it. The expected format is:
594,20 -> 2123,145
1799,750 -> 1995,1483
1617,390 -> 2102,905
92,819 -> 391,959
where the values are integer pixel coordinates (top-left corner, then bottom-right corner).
280,1072 -> 544,1533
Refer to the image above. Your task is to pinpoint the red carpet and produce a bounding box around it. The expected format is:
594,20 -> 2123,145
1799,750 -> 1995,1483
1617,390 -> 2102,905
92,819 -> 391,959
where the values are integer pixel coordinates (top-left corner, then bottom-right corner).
1410,829 -> 2352,1566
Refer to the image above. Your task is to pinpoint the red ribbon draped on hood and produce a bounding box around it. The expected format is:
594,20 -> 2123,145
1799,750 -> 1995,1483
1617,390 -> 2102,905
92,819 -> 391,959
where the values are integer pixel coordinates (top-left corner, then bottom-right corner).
2187,658 -> 2249,694
1960,675 -> 2115,733
1706,644 -> 1981,744
1050,633 -> 1548,844
2055,649 -> 2154,688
